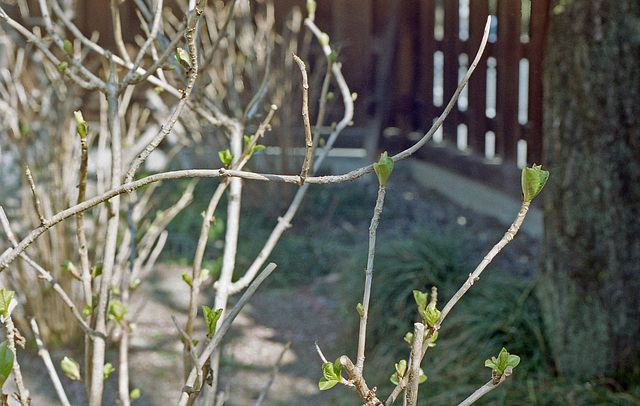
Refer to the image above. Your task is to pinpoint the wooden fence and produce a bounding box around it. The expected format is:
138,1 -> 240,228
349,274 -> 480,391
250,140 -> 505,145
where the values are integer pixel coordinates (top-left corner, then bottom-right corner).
321,0 -> 551,170
29,0 -> 550,187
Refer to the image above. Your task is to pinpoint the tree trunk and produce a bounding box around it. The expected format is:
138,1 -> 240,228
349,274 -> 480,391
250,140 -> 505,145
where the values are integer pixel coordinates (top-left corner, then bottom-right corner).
539,1 -> 640,381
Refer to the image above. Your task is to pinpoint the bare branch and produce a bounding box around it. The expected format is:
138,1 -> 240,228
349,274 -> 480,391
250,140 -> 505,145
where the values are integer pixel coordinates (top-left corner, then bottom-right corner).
254,341 -> 291,406
23,164 -> 47,225
356,185 -> 387,372
173,315 -> 203,392
431,202 -> 531,341
30,318 -> 71,406
292,53 -> 313,185
3,316 -> 30,405
110,0 -> 132,65
457,375 -> 512,406
340,355 -> 383,406
314,341 -> 329,364
177,263 -> 277,406
406,323 -> 425,406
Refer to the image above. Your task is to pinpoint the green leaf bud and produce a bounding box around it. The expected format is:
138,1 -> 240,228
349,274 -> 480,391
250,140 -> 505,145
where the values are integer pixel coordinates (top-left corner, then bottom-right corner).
74,111 -> 88,139
521,164 -> 549,202
63,39 -> 72,56
61,356 -> 81,381
373,151 -> 394,186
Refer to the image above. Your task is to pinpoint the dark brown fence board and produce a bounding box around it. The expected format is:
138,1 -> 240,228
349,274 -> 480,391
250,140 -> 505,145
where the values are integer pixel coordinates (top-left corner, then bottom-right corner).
467,0 -> 490,155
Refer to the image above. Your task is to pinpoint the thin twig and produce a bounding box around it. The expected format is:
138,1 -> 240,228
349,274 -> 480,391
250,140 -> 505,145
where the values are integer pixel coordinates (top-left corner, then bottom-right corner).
118,322 -> 131,406
314,341 -> 329,364
340,355 -> 383,405
178,262 -> 277,406
30,319 -> 71,406
431,202 -> 530,340
110,0 -> 132,65
457,376 -> 511,406
3,316 -> 30,405
254,341 -> 291,406
200,0 -> 239,72
88,58 -> 123,406
238,105 -> 277,167
76,131 -> 92,310
173,315 -> 203,391
177,263 -> 277,406
292,53 -> 313,185
406,323 -> 424,406
356,185 -> 386,372
119,0 -> 164,86
23,163 -> 46,225
35,0 -> 106,89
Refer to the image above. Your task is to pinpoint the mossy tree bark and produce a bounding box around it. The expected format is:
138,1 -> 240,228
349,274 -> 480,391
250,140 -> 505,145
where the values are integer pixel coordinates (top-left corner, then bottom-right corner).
539,0 -> 640,380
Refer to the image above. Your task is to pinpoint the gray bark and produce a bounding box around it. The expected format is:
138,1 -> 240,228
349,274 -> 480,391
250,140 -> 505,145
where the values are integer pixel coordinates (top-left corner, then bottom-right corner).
539,0 -> 640,380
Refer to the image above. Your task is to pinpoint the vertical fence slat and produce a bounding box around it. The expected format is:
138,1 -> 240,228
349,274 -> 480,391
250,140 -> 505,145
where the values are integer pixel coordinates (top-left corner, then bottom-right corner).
495,0 -> 522,161
527,0 -> 551,164
467,0 -> 490,156
442,0 -> 460,143
417,0 -> 437,130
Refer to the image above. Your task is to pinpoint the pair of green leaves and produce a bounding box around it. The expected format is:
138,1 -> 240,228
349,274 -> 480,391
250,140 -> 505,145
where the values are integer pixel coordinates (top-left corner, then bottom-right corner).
182,268 -> 213,287
319,358 -> 343,390
485,348 -> 520,379
390,359 -> 427,385
413,290 -> 441,327
202,306 -> 222,339
218,135 -> 266,166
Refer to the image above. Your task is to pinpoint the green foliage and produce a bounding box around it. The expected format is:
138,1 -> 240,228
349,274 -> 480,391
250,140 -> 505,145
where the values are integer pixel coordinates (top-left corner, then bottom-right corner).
413,290 -> 441,326
130,388 -> 141,400
243,135 -> 265,158
319,358 -> 343,390
61,356 -> 81,381
389,359 -> 427,385
181,272 -> 193,287
521,164 -> 549,202
0,289 -> 15,319
339,225 -> 550,403
63,39 -> 72,56
103,363 -> 115,380
218,149 -> 234,166
74,110 -> 88,139
174,47 -> 190,69
306,0 -> 316,15
108,300 -> 128,322
373,151 -> 394,186
485,348 -> 520,376
202,306 -> 222,338
0,341 -> 14,389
